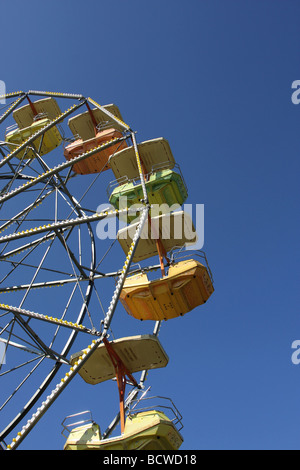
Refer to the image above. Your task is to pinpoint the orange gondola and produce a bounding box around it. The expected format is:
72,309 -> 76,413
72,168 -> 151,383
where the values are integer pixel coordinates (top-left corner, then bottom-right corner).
120,258 -> 214,321
64,127 -> 127,174
64,103 -> 128,175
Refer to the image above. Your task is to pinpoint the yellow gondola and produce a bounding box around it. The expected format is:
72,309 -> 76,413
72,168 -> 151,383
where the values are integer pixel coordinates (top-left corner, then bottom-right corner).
117,211 -> 198,263
70,335 -> 169,434
63,409 -> 183,450
5,118 -> 62,160
70,334 -> 169,385
5,97 -> 63,159
120,258 -> 214,321
108,137 -> 175,180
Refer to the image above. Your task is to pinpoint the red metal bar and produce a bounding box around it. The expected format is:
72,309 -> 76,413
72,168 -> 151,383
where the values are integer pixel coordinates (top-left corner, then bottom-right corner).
86,101 -> 99,136
103,337 -> 138,433
26,96 -> 38,117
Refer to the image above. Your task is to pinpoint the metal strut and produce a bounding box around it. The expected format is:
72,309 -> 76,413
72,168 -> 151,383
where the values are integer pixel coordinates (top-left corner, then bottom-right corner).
0,205 -> 145,245
102,337 -> 139,434
85,102 -> 99,137
0,95 -> 27,125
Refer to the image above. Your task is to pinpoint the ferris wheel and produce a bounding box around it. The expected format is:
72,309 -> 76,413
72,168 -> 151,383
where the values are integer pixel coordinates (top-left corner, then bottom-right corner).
0,90 -> 214,450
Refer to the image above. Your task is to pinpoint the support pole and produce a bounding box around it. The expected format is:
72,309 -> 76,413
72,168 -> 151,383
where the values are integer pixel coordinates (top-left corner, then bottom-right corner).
0,95 -> 27,125
103,338 -> 139,434
85,102 -> 99,136
25,96 -> 38,117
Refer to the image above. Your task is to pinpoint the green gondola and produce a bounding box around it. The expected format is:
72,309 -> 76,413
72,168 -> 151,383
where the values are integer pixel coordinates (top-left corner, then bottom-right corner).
109,168 -> 188,222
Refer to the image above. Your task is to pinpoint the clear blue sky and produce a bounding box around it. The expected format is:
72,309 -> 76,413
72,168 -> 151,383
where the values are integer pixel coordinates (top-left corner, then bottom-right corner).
0,0 -> 299,450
